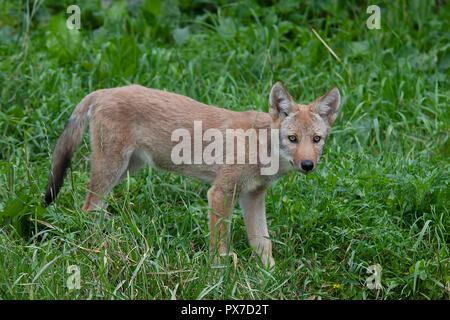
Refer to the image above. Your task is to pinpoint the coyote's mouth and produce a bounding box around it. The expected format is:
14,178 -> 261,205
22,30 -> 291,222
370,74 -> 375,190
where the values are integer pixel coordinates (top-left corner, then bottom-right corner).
290,160 -> 314,175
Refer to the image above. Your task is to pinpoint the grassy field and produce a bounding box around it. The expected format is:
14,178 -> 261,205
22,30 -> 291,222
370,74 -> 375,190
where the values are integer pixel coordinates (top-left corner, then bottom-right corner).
0,0 -> 448,300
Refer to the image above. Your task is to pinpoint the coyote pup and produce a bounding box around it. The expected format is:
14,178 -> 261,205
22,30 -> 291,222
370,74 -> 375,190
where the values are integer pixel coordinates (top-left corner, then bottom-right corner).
45,82 -> 341,267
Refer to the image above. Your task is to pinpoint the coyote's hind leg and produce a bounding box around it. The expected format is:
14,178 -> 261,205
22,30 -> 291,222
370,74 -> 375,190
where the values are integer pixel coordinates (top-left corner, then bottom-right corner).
82,120 -> 134,211
82,148 -> 133,211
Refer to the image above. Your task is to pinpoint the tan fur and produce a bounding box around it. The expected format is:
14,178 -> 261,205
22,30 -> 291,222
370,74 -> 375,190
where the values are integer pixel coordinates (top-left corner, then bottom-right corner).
46,82 -> 341,267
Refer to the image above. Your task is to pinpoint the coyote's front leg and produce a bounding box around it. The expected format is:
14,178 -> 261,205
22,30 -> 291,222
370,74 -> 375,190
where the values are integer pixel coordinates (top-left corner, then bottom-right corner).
239,189 -> 275,268
207,183 -> 238,262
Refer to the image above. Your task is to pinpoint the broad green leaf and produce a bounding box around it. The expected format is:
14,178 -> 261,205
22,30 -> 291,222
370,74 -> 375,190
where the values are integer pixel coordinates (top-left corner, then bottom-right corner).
145,0 -> 161,16
1,199 -> 24,218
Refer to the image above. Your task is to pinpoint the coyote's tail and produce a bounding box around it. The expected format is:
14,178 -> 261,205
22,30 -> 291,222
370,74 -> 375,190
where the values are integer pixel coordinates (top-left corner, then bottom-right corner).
45,93 -> 95,205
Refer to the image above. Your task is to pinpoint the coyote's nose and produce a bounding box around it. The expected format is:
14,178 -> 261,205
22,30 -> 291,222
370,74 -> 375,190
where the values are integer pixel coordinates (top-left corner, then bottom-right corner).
301,160 -> 314,172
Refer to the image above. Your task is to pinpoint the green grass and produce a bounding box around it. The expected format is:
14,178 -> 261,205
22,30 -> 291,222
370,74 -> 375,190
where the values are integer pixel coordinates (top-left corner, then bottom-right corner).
0,0 -> 448,299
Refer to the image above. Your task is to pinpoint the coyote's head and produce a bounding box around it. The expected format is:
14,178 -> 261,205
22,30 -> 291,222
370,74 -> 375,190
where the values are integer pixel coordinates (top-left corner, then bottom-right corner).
269,82 -> 341,174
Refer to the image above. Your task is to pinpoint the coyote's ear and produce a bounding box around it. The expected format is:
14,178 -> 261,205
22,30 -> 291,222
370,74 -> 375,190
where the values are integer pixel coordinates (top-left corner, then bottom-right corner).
269,82 -> 295,119
314,86 -> 341,126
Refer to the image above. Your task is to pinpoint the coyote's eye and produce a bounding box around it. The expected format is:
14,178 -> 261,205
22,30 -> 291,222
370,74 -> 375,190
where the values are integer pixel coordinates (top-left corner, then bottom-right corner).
313,135 -> 321,143
288,135 -> 298,143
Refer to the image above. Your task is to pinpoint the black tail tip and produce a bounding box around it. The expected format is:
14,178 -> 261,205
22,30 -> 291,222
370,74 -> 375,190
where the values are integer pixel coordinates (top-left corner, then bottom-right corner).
44,188 -> 55,206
